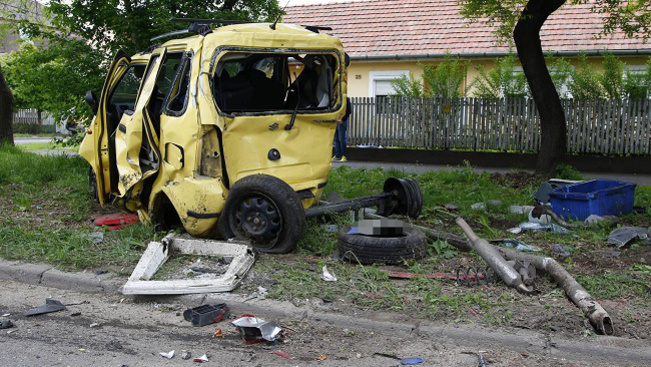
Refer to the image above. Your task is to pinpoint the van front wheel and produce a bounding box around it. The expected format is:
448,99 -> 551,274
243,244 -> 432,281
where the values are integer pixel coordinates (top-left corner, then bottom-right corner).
217,174 -> 305,254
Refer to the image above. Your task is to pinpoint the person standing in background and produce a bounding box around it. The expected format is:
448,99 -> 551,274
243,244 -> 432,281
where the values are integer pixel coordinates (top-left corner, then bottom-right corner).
333,96 -> 351,161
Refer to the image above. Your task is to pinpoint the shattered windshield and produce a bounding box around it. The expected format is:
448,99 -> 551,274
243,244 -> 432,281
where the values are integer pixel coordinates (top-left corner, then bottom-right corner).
213,52 -> 339,114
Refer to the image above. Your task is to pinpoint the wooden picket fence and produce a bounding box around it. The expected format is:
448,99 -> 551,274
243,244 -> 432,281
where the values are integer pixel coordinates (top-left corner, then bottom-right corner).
348,97 -> 651,156
13,109 -> 56,125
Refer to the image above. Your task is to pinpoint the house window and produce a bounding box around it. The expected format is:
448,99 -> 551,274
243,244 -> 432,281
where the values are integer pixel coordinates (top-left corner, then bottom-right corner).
369,70 -> 408,114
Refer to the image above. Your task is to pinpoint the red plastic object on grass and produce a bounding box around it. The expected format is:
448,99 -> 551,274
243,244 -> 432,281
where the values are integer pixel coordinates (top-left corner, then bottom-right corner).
94,213 -> 139,230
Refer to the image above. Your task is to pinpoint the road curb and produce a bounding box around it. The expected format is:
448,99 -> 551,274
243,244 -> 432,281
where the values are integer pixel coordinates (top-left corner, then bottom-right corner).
2,260 -> 650,365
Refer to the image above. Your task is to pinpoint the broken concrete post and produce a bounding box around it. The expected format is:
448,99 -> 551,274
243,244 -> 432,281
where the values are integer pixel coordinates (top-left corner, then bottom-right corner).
495,246 -> 614,336
456,217 -> 531,294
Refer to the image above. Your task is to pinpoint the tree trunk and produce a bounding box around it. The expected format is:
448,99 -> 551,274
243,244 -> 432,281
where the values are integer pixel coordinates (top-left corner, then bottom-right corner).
0,66 -> 14,146
514,0 -> 566,177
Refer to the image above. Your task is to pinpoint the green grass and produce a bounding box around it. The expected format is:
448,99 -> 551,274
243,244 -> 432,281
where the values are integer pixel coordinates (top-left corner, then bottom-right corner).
18,142 -> 78,153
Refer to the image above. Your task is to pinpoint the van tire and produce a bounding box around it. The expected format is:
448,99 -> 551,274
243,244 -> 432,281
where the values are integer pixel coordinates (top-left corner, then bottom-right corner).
337,225 -> 427,265
218,174 -> 305,254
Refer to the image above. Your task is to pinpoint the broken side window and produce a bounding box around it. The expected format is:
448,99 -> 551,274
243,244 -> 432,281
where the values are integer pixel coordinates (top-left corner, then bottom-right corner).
108,64 -> 146,115
164,53 -> 192,115
213,52 -> 339,114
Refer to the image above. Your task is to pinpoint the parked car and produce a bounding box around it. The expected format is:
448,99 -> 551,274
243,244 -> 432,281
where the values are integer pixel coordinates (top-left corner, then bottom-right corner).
80,19 -> 349,253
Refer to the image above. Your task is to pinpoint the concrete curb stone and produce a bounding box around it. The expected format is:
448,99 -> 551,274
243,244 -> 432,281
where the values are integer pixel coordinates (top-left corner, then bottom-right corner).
2,260 -> 651,366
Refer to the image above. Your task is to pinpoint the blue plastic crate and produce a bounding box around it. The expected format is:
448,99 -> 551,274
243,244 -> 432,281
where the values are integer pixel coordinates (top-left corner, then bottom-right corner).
549,179 -> 636,221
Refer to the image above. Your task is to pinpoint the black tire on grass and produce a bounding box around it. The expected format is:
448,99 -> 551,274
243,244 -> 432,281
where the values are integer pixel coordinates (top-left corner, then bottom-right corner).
218,174 -> 305,254
337,225 -> 427,265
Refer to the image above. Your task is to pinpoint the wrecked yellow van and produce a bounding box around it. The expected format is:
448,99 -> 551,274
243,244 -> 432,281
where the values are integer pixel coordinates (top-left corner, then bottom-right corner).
80,19 -> 348,253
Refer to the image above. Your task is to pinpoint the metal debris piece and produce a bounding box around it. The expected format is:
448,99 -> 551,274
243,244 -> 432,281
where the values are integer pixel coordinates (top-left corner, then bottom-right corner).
160,350 -> 174,359
25,299 -> 66,316
550,244 -> 573,258
193,354 -> 209,363
607,227 -> 651,248
1,313 -> 10,317
478,353 -> 487,367
0,320 -> 14,329
320,266 -> 337,282
533,182 -> 554,204
183,304 -> 230,327
232,314 -> 283,344
89,323 -> 100,328
491,239 -> 541,252
518,222 -> 573,234
181,350 -> 191,360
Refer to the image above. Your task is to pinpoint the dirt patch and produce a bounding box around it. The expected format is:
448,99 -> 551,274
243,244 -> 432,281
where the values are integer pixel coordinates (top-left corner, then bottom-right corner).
490,171 -> 540,189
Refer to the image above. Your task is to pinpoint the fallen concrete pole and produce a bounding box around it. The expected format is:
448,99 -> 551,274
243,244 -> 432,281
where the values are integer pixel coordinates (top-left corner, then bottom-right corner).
455,217 -> 614,336
456,218 -> 531,294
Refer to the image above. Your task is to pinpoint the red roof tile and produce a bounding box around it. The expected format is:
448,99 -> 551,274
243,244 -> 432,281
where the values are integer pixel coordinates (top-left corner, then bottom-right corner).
283,0 -> 651,58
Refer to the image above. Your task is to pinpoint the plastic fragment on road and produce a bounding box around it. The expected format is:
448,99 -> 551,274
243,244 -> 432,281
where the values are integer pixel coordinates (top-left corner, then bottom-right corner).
159,350 -> 174,359
491,239 -> 541,252
272,350 -> 291,359
25,299 -> 66,316
1,313 -> 10,317
401,357 -> 424,365
213,329 -> 225,338
93,213 -> 139,230
122,234 -> 255,295
231,314 -> 282,344
0,320 -> 14,329
320,266 -> 337,282
315,356 -> 327,361
194,354 -> 209,363
607,226 -> 651,248
183,304 -> 230,327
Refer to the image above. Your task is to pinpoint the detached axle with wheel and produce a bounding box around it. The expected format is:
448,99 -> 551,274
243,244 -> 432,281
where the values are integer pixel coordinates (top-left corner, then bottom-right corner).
305,177 -> 423,219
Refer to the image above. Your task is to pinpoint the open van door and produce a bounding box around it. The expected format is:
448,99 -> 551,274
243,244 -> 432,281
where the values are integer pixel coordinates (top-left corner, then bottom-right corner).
114,49 -> 167,212
79,50 -> 130,205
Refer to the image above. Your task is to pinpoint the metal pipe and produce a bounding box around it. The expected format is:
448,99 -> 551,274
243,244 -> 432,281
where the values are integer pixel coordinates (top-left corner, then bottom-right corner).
456,217 -> 531,294
496,247 -> 614,336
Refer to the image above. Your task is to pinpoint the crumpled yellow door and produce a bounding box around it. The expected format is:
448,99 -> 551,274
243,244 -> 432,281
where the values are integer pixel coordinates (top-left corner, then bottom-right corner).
114,49 -> 166,208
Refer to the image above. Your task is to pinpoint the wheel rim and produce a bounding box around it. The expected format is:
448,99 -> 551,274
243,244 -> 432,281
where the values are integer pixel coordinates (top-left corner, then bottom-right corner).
232,194 -> 282,247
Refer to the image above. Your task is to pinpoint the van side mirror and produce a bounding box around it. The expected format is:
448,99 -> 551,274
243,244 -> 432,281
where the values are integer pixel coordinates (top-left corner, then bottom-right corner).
85,91 -> 98,115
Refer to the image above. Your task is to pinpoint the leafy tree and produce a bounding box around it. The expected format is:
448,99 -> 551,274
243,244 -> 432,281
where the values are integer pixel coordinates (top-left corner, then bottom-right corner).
47,0 -> 282,55
624,58 -> 651,98
471,54 -> 527,98
600,52 -> 624,99
422,55 -> 468,98
545,54 -> 572,99
460,0 -> 651,176
391,73 -> 424,97
569,52 -> 606,99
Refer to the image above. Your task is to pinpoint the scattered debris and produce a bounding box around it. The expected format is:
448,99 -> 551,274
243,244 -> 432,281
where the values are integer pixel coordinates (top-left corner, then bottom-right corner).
373,353 -> 424,365
70,312 -> 82,317
509,205 -> 534,215
213,329 -> 226,338
511,222 -> 573,234
584,214 -> 619,226
491,239 -> 541,252
25,299 -> 66,316
193,354 -> 209,363
534,182 -> 555,204
272,350 -> 291,359
443,203 -> 458,211
181,350 -> 191,360
232,314 -> 283,344
160,350 -> 175,359
550,244 -> 573,258
1,313 -> 10,317
607,226 -> 651,248
122,234 -> 255,295
471,202 -> 486,210
7,329 -> 16,334
93,213 -> 139,230
320,224 -> 339,233
95,270 -> 108,275
83,232 -> 104,244
315,355 -> 327,361
183,304 -> 230,327
478,353 -> 487,367
0,320 -> 14,329
89,323 -> 100,328
320,266 -> 337,282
